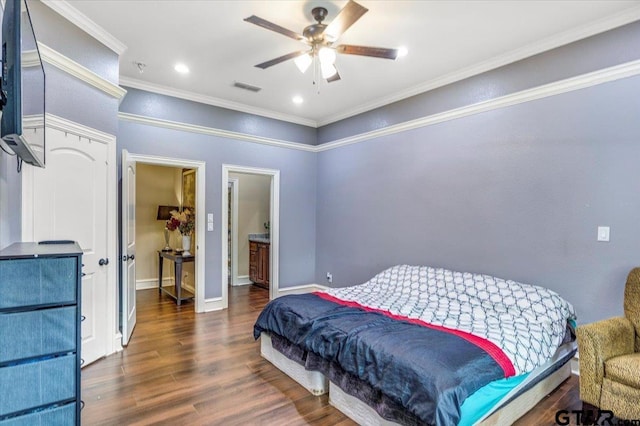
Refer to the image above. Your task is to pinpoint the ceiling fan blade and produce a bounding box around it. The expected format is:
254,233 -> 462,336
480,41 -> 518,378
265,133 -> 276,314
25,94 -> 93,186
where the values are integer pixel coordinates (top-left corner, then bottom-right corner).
327,70 -> 341,83
323,0 -> 368,41
255,50 -> 309,69
336,44 -> 399,60
244,15 -> 305,42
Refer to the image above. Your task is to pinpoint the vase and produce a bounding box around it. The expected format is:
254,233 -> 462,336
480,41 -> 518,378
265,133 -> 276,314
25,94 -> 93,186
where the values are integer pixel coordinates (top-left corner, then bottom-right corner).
162,228 -> 172,252
182,235 -> 192,255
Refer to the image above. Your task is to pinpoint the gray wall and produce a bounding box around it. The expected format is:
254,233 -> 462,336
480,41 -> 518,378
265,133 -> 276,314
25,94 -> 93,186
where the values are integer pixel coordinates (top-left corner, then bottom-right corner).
117,91 -> 317,297
315,74 -> 640,325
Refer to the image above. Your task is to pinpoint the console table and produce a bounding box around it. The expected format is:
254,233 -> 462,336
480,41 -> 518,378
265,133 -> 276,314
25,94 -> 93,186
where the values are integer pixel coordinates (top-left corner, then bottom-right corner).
157,251 -> 194,305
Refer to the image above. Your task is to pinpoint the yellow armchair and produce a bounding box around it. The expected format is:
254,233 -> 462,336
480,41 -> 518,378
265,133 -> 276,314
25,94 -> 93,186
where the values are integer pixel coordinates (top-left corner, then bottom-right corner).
576,268 -> 640,420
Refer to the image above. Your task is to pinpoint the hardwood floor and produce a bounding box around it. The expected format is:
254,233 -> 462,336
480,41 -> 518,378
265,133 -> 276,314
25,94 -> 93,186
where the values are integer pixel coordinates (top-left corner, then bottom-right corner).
82,285 -> 583,425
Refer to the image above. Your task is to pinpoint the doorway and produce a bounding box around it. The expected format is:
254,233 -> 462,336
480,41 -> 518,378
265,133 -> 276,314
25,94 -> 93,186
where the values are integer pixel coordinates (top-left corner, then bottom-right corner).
221,164 -> 280,308
121,151 -> 206,346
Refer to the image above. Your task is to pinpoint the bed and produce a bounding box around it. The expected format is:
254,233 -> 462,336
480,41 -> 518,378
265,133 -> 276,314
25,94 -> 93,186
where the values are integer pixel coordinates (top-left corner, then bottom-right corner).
254,265 -> 576,425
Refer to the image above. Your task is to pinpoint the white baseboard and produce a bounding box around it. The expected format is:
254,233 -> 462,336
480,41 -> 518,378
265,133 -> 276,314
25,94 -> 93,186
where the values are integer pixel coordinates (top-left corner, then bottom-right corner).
278,283 -> 328,296
571,351 -> 579,376
233,275 -> 252,286
136,277 -> 173,290
112,332 -> 123,353
203,297 -> 224,312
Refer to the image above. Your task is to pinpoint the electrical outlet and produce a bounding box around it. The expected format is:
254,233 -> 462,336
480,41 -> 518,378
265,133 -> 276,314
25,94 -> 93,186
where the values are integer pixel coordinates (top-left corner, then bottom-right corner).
597,226 -> 610,242
326,272 -> 332,283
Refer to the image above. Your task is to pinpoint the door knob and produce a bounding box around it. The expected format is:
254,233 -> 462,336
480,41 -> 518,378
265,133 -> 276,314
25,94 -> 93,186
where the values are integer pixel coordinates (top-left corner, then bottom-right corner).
99,258 -> 109,266
128,254 -> 135,261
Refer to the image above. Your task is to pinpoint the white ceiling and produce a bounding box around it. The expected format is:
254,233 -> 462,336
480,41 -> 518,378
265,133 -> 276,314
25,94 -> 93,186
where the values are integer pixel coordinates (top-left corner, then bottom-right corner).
63,0 -> 640,127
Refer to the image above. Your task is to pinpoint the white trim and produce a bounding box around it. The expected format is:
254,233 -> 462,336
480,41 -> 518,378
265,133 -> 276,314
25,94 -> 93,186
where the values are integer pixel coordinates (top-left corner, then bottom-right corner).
126,153 -> 206,313
119,59 -> 640,154
45,114 -> 116,144
106,122 -> 118,357
203,297 -> 224,312
118,112 -> 316,152
111,333 -> 123,355
136,277 -> 173,290
277,284 -> 329,297
38,43 -> 127,100
571,357 -> 580,376
222,165 -> 280,308
316,59 -> 640,152
235,275 -> 252,286
40,0 -> 127,55
317,5 -> 640,126
229,178 -> 240,286
120,77 -> 317,128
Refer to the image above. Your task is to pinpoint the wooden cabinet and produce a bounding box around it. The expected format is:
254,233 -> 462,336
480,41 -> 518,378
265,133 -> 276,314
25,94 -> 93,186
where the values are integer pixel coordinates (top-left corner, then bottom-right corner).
0,242 -> 83,425
249,241 -> 270,289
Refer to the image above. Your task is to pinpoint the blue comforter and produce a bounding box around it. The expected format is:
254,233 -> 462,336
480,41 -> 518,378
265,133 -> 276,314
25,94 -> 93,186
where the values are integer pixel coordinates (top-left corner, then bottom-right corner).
254,293 -> 505,425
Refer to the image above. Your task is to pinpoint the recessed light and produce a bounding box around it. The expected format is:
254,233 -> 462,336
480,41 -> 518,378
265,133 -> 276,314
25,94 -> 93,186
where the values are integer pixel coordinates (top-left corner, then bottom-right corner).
174,63 -> 190,74
292,96 -> 304,105
397,46 -> 408,58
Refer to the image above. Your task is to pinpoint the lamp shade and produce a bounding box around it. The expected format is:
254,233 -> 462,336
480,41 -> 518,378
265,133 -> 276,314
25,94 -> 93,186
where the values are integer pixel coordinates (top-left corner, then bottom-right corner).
157,205 -> 179,220
294,54 -> 312,73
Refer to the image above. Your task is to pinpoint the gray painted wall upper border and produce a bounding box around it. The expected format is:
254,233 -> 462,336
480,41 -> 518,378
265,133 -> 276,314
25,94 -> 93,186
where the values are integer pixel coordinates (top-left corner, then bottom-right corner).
119,88 -> 318,146
317,20 -> 640,143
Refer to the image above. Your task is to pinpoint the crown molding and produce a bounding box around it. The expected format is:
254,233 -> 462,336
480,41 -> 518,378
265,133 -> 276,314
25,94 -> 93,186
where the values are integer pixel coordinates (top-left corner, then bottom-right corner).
38,43 -> 127,100
119,58 -> 640,153
41,0 -> 127,55
118,112 -> 316,152
316,5 -> 640,126
316,59 -> 640,152
119,77 -> 318,128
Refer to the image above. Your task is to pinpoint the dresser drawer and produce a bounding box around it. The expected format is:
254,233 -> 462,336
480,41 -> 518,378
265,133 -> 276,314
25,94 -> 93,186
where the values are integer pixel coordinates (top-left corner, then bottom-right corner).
0,307 -> 77,363
0,258 -> 77,309
0,355 -> 76,417
0,402 -> 76,425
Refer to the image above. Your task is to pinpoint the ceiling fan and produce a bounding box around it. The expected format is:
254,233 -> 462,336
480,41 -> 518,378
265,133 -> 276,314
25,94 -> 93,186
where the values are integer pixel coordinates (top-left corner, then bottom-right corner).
244,0 -> 400,83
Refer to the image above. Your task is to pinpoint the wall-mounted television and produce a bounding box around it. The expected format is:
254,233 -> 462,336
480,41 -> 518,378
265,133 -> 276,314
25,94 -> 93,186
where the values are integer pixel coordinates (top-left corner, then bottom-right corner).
0,0 -> 45,168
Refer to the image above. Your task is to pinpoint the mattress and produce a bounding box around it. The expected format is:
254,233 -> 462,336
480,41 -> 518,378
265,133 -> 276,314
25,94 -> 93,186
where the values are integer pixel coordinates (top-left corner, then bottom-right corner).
260,330 -> 576,425
254,265 -> 577,424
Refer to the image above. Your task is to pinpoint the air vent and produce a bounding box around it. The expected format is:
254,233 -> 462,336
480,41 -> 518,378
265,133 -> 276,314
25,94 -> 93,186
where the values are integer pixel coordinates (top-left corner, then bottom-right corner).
233,81 -> 262,92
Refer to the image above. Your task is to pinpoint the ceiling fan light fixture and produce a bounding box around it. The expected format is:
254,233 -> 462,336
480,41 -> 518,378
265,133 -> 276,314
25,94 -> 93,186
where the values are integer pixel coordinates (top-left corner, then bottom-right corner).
294,54 -> 312,73
321,62 -> 338,79
318,47 -> 337,65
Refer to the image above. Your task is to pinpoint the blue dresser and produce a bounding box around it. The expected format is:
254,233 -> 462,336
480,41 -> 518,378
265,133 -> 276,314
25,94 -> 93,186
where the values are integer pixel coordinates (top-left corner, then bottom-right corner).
0,242 -> 82,425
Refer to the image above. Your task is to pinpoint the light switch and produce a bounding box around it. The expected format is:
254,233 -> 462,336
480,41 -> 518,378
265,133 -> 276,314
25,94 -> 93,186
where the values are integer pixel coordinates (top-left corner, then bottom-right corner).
207,222 -> 214,231
597,226 -> 610,242
207,213 -> 214,222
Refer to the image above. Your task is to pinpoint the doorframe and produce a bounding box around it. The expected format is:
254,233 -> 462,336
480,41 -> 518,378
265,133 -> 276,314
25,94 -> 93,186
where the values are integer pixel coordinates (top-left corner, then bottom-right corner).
125,153 -> 206,313
221,164 -> 280,306
228,178 -> 239,286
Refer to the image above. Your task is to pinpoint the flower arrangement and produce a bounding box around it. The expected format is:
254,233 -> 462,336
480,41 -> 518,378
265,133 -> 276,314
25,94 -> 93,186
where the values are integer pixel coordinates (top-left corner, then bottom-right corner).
166,208 -> 194,235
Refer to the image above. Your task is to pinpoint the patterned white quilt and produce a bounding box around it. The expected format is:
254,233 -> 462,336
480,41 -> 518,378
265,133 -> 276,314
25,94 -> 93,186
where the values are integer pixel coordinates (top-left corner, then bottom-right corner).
322,265 -> 576,375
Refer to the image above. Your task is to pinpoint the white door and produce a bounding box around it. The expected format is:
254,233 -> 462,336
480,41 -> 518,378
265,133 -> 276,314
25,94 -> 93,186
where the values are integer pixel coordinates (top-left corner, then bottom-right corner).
121,150 -> 137,345
28,129 -> 109,366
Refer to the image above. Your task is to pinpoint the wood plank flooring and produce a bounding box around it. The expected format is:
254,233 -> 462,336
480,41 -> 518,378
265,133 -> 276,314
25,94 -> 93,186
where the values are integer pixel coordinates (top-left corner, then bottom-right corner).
82,285 -> 584,425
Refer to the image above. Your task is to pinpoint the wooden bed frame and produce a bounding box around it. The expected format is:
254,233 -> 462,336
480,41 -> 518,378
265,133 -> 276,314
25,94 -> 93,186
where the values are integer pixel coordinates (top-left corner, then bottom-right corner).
260,332 -> 573,425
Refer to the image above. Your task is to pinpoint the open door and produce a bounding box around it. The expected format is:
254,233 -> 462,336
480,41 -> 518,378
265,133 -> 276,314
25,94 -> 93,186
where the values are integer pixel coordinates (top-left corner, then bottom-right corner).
121,150 -> 137,345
